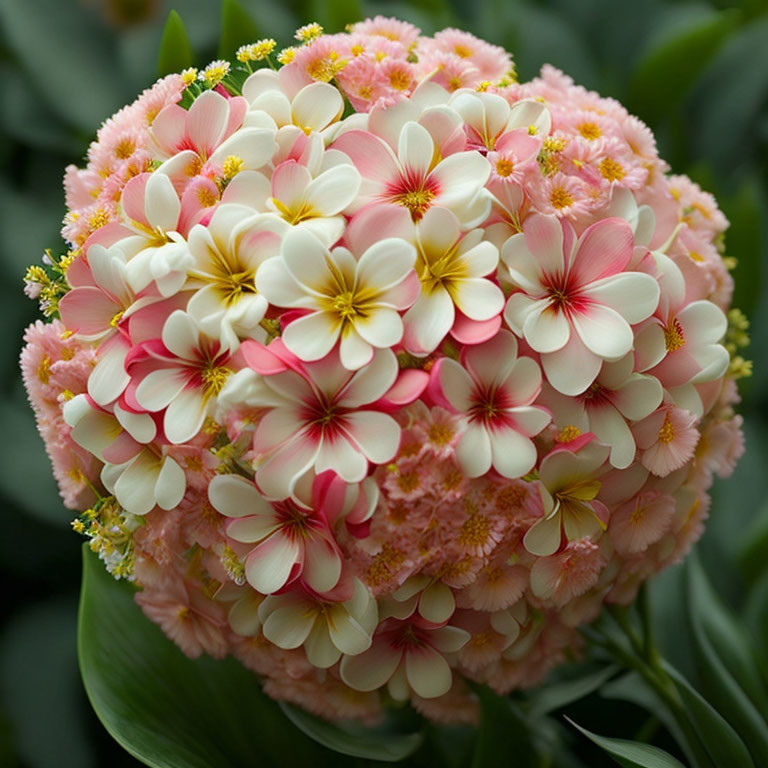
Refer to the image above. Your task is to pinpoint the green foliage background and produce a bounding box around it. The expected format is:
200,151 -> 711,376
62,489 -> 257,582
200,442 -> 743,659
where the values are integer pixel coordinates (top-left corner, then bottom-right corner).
0,0 -> 766,766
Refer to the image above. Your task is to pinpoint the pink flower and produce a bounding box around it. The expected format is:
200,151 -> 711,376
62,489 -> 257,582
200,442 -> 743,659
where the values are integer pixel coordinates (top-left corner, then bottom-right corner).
127,310 -> 241,444
633,405 -> 700,477
340,615 -> 470,700
529,537 -> 606,607
332,116 -> 491,226
503,214 -> 660,395
239,340 -> 423,498
209,473 -> 344,595
608,489 -> 676,555
435,330 -> 551,479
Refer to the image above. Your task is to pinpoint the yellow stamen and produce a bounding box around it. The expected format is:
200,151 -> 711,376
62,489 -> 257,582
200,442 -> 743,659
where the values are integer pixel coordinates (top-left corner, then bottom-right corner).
550,186 -> 574,210
578,122 -> 601,140
658,414 -> 675,444
599,157 -> 625,182
557,425 -> 582,443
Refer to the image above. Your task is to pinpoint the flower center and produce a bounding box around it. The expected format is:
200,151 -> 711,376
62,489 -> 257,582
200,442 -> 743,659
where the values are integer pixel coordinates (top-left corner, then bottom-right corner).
495,157 -> 515,177
664,318 -> 685,352
550,186 -> 574,210
201,364 -> 230,398
578,122 -> 601,140
658,413 -> 675,444
395,188 -> 435,220
599,157 -> 625,182
332,291 -> 359,320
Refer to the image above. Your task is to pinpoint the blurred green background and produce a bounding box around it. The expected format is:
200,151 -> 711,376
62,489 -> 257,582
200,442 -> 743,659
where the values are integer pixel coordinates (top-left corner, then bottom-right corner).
0,0 -> 766,765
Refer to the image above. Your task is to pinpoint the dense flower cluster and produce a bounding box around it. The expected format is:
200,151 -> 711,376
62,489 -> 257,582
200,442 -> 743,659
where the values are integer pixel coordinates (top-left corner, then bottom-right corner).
21,17 -> 747,724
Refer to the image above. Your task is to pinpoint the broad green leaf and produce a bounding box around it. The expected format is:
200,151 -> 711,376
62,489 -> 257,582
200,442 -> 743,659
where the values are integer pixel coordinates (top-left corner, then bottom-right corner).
471,685 -> 536,768
566,718 -> 686,768
665,666 -> 755,768
686,554 -> 768,720
78,545 -> 353,768
308,0 -> 363,32
739,501 -> 768,587
745,571 -> 768,690
528,665 -> 619,718
218,0 -> 261,60
279,701 -> 423,761
157,11 -> 195,77
628,9 -> 740,124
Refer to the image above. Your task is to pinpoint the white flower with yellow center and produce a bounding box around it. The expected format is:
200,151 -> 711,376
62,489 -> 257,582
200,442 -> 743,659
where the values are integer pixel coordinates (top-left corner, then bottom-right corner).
256,228 -> 419,370
402,206 -> 504,354
185,204 -> 288,352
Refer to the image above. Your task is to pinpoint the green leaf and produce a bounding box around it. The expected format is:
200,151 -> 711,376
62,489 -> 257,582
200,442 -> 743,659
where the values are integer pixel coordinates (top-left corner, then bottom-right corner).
157,10 -> 194,77
471,685 -> 536,768
599,673 -> 698,768
665,666 -> 755,768
308,0 -> 363,33
279,701 -> 423,762
218,0 -> 261,60
77,545 -> 354,768
527,665 -> 619,718
686,554 -> 768,720
683,557 -> 768,766
628,9 -> 740,124
566,718 -> 686,768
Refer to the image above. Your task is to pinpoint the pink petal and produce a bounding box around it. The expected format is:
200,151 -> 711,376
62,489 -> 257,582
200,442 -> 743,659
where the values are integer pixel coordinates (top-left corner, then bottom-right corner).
570,217 -> 634,285
187,90 -> 229,158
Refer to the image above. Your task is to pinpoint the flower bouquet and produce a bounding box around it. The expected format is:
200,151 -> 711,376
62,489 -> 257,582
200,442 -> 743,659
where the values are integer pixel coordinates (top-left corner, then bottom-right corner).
20,11 -> 751,766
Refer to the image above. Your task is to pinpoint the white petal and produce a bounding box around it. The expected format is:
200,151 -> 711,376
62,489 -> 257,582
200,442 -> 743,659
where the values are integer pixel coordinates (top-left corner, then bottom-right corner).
145,173 -> 181,232
405,646 -> 452,699
209,474 -> 272,518
456,422 -> 492,478
154,456 -> 186,509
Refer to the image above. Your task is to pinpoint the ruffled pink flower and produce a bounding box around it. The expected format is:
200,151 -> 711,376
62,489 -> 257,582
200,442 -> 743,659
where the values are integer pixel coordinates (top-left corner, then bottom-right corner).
634,405 -> 700,477
529,537 -> 606,607
608,488 -> 676,555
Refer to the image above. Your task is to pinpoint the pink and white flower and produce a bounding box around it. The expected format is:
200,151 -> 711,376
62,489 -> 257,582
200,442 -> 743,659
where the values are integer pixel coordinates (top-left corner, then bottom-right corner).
340,615 -> 470,700
503,214 -> 661,395
208,473 -> 343,594
435,330 -> 551,479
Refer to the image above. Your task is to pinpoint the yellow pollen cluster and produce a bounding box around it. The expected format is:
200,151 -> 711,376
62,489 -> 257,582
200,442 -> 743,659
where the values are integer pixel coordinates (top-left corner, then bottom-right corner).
397,471 -> 420,493
388,68 -> 411,91
307,54 -> 346,83
557,425 -> 582,443
428,422 -> 455,446
454,44 -> 473,58
295,22 -> 323,42
664,318 -> 685,352
197,185 -> 219,208
599,157 -> 626,182
350,44 -> 365,57
396,188 -> 435,219
550,186 -> 574,210
658,414 -> 675,444
88,208 -> 111,230
459,511 -> 490,548
366,544 -> 405,587
578,122 -> 601,140
277,47 -> 298,65
236,39 -> 277,63
476,81 -> 492,92
181,68 -> 198,86
37,355 -> 51,384
200,60 -> 230,87
332,291 -> 359,320
221,155 -> 244,180
202,365 -> 231,397
495,157 -> 515,177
